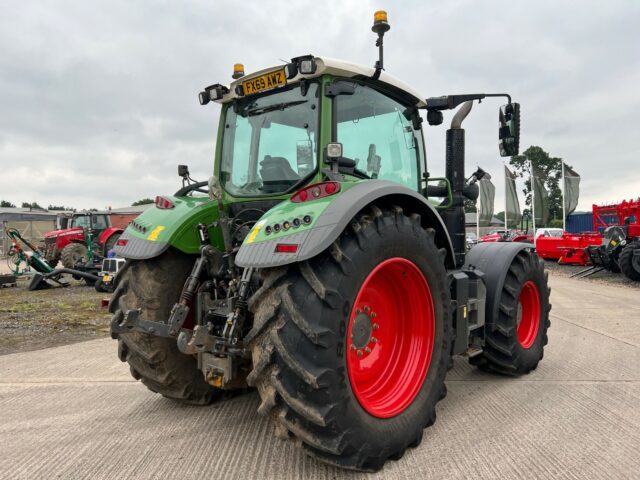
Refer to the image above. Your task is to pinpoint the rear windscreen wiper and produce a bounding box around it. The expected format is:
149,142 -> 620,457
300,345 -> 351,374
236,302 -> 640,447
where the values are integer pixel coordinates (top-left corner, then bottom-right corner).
245,100 -> 307,116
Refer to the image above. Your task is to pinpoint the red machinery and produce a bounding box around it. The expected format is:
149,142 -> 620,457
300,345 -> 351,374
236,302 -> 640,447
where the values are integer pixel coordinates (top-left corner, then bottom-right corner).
535,198 -> 640,271
535,232 -> 601,265
479,229 -> 533,243
592,198 -> 640,236
43,211 -> 138,268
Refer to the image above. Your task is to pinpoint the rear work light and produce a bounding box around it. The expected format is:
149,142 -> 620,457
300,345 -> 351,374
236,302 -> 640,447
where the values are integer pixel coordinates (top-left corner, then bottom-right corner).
290,182 -> 341,203
275,243 -> 298,254
155,196 -> 175,209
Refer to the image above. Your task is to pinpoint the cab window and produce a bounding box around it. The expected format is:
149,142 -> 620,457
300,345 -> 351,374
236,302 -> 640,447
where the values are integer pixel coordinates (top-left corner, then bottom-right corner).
335,83 -> 421,190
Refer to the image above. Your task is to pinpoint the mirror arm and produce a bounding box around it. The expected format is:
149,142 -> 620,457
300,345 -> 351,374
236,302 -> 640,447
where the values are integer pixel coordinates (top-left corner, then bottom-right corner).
425,92 -> 512,112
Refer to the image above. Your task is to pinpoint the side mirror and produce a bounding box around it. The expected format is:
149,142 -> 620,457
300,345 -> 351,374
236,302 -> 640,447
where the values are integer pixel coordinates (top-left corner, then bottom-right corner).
178,165 -> 189,178
498,103 -> 520,157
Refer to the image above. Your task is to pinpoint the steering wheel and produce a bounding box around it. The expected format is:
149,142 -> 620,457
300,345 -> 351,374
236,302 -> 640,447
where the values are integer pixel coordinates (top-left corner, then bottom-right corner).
174,181 -> 209,196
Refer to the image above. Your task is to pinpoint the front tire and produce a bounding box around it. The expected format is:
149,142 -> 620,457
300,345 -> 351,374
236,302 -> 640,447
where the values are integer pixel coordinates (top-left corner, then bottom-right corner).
470,249 -> 551,375
109,249 -> 221,405
61,243 -> 87,269
247,205 -> 452,471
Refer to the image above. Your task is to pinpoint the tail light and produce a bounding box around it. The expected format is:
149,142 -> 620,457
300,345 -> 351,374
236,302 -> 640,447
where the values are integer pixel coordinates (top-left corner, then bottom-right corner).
290,182 -> 340,203
116,239 -> 129,247
275,243 -> 298,254
155,196 -> 175,209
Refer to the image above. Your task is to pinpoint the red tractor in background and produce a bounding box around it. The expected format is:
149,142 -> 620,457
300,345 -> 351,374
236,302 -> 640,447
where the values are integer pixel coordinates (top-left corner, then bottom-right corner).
43,211 -> 136,268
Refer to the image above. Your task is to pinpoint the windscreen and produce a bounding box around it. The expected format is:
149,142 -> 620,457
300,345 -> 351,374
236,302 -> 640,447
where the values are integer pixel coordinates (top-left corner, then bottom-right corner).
220,82 -> 319,197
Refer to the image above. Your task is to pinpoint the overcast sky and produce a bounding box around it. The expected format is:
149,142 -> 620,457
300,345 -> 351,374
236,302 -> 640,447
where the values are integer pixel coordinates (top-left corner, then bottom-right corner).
1,0 -> 638,212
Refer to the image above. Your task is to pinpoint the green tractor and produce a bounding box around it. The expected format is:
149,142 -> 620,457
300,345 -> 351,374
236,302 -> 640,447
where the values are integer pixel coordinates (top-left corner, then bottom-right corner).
110,11 -> 550,471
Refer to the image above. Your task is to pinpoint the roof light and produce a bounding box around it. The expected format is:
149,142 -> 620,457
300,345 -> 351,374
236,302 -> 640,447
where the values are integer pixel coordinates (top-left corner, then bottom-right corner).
198,91 -> 210,106
155,196 -> 175,209
290,55 -> 316,75
199,83 -> 230,105
299,58 -> 316,74
290,182 -> 341,203
373,10 -> 388,24
232,63 -> 245,79
284,62 -> 298,79
275,243 -> 298,254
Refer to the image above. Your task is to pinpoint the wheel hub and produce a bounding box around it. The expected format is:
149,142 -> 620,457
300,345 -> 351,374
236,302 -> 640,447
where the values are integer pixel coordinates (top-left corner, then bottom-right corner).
351,309 -> 374,349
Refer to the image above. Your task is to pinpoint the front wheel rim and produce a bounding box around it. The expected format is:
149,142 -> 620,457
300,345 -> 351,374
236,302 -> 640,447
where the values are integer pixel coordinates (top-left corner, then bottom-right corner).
517,280 -> 541,348
346,257 -> 435,419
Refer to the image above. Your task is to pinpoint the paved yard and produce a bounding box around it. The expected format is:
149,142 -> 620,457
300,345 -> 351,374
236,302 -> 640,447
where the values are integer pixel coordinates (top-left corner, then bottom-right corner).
0,274 -> 638,479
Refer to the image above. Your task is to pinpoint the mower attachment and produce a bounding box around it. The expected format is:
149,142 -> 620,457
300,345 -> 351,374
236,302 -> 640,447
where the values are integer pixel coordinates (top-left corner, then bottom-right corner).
28,268 -> 98,291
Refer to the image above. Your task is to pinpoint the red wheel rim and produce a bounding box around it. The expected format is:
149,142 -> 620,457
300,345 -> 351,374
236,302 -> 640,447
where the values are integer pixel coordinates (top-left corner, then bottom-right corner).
346,257 -> 435,418
517,280 -> 541,348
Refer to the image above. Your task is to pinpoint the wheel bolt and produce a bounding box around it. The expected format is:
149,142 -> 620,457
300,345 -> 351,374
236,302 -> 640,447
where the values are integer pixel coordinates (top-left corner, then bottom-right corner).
356,308 -> 361,314
371,312 -> 376,318
350,344 -> 356,350
364,305 -> 370,313
373,323 -> 379,330
371,337 -> 377,343
357,350 -> 363,357
365,347 -> 371,353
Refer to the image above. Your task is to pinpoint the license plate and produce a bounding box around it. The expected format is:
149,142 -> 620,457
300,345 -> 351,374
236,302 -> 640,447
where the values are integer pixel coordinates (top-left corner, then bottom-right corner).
242,69 -> 286,96
103,275 -> 111,282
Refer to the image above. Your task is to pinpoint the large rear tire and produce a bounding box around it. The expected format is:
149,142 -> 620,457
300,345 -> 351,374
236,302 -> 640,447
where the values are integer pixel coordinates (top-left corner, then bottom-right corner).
247,205 -> 452,471
109,249 -> 221,405
619,241 -> 640,281
470,249 -> 551,375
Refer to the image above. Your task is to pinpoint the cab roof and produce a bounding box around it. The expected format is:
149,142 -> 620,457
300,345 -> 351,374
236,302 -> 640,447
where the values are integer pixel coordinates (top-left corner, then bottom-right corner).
219,56 -> 426,108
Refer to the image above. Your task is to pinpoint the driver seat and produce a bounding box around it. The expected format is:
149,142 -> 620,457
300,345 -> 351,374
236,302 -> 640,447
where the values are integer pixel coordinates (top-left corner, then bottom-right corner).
260,156 -> 299,192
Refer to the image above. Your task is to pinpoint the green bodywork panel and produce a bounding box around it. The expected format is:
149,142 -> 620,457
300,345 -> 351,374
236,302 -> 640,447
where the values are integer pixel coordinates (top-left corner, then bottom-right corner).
243,181 -> 359,246
122,196 -> 223,254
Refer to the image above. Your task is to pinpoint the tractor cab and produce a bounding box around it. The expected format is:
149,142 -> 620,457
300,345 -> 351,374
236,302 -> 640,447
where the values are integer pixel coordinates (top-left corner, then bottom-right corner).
70,213 -> 109,233
207,57 -> 427,200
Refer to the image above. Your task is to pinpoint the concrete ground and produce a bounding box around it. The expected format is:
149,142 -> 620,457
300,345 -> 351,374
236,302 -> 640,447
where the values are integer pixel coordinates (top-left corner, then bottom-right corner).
0,274 -> 639,479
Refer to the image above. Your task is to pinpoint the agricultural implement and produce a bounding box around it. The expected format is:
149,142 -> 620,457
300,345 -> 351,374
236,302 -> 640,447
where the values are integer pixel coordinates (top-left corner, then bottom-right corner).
536,199 -> 640,281
570,199 -> 640,280
3,227 -> 100,290
109,11 -> 551,471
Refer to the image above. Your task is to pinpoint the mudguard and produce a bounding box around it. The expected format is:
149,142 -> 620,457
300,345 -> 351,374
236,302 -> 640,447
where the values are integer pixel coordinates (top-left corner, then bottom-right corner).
463,242 -> 534,327
98,227 -> 124,246
113,196 -> 223,260
235,180 -> 455,269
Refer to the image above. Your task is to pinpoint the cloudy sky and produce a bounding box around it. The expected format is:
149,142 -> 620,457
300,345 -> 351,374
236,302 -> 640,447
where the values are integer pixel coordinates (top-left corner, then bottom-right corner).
1,0 -> 638,212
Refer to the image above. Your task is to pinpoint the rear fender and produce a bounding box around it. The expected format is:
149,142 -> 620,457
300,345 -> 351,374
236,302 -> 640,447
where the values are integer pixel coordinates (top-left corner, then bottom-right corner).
235,180 -> 455,269
98,227 -> 124,245
463,242 -> 534,326
113,196 -> 222,260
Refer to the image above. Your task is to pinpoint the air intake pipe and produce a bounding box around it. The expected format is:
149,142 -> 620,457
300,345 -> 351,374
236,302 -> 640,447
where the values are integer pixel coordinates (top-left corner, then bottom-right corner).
440,101 -> 473,267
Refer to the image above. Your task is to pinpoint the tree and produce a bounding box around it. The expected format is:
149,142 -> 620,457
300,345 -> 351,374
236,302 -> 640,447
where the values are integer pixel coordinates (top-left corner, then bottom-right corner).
21,201 -> 45,210
464,197 -> 477,213
132,198 -> 154,206
0,200 -> 16,208
509,146 -> 572,227
47,204 -> 75,211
